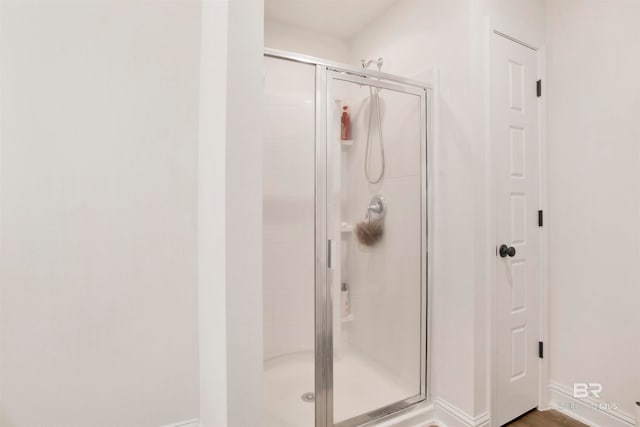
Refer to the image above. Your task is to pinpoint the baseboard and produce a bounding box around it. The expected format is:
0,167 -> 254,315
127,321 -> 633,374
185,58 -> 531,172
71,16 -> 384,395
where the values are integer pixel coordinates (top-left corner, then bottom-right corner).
372,401 -> 436,427
433,397 -> 489,427
161,419 -> 200,427
548,382 -> 635,427
371,397 -> 488,427
179,400 -> 488,427
170,390 -> 636,427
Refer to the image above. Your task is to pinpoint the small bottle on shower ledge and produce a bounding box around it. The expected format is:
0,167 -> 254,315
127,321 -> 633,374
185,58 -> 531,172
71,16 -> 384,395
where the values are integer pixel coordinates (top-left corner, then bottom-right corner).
341,106 -> 351,141
341,282 -> 351,317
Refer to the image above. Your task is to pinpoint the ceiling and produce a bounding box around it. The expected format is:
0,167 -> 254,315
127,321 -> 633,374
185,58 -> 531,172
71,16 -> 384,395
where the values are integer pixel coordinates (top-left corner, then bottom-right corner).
265,0 -> 399,40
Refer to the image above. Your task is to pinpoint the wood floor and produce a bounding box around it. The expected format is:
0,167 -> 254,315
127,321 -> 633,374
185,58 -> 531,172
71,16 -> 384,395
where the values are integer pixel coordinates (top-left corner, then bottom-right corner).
505,409 -> 588,427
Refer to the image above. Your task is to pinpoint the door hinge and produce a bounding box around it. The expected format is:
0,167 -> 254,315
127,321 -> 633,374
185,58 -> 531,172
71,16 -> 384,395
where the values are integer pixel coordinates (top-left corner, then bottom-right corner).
536,79 -> 542,97
538,210 -> 543,227
538,341 -> 544,359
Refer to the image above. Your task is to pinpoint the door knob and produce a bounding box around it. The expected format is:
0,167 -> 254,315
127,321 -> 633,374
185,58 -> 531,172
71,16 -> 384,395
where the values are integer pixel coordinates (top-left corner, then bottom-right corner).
499,244 -> 516,258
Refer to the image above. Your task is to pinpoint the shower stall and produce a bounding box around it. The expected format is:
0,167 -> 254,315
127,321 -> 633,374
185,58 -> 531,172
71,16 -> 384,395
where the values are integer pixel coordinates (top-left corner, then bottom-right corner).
263,49 -> 431,427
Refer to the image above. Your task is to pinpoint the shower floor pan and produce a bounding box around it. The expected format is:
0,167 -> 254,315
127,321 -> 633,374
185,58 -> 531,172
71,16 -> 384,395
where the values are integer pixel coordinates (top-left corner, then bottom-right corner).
264,351 -> 415,427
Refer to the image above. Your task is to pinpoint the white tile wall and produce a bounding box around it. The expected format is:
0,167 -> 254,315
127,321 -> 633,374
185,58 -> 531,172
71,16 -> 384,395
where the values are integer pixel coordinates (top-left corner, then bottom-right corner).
263,57 -> 316,360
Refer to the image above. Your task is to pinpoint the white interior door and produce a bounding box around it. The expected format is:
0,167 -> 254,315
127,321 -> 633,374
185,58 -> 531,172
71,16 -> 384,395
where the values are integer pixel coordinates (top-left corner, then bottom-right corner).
492,33 -> 541,426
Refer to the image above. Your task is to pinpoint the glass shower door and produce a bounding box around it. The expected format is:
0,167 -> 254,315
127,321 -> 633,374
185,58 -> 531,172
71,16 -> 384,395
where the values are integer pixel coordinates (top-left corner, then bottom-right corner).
326,71 -> 428,426
263,56 -> 317,427
263,51 -> 429,427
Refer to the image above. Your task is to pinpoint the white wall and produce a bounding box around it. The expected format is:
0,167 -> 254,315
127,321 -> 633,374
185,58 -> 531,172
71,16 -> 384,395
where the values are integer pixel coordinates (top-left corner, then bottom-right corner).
265,19 -> 350,63
199,0 -> 228,425
547,0 -> 640,420
204,0 -> 264,426
0,1 -> 201,426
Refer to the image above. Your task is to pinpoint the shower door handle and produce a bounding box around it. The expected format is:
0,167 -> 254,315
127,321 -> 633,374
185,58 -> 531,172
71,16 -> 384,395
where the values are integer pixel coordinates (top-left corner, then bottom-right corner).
327,240 -> 334,269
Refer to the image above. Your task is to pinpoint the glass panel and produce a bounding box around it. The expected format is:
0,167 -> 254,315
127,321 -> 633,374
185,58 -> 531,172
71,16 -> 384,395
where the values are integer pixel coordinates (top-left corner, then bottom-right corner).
329,76 -> 424,424
263,56 -> 316,427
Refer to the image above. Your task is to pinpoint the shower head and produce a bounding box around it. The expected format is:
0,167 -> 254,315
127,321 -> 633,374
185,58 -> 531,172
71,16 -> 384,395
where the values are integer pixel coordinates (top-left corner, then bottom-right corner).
361,58 -> 384,71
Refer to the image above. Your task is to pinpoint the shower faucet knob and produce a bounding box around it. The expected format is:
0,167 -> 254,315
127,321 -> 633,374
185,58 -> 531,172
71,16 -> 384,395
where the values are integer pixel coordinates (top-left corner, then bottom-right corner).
366,195 -> 386,219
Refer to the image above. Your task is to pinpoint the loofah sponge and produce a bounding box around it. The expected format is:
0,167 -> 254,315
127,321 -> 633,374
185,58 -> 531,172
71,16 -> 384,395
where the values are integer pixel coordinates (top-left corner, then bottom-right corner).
355,218 -> 384,246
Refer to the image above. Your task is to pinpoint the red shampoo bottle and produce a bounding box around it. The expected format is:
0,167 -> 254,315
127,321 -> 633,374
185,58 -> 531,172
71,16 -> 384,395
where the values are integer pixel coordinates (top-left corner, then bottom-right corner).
341,106 -> 351,141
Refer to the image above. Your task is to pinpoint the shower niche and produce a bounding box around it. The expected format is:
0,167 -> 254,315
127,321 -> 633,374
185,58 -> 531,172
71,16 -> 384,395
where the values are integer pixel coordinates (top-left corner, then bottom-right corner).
264,51 -> 430,427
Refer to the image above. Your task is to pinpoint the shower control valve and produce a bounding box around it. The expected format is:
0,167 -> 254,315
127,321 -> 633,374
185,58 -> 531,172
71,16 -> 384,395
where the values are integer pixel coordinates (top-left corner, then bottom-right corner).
367,195 -> 386,220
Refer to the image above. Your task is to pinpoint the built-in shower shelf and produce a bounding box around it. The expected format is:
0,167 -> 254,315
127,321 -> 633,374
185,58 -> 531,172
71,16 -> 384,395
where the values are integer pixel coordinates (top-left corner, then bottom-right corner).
341,314 -> 354,323
341,223 -> 354,234
340,140 -> 353,147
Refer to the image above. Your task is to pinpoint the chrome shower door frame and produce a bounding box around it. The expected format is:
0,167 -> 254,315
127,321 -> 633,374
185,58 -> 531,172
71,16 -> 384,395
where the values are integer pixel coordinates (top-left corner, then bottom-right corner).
323,69 -> 429,427
265,48 -> 430,427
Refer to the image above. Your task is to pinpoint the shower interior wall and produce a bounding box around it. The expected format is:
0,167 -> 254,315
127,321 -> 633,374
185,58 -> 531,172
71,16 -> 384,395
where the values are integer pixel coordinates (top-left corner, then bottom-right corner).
263,57 -> 316,361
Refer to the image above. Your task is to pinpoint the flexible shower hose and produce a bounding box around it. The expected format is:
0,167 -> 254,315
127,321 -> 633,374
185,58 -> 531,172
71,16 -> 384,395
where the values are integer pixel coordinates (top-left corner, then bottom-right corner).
365,86 -> 385,184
